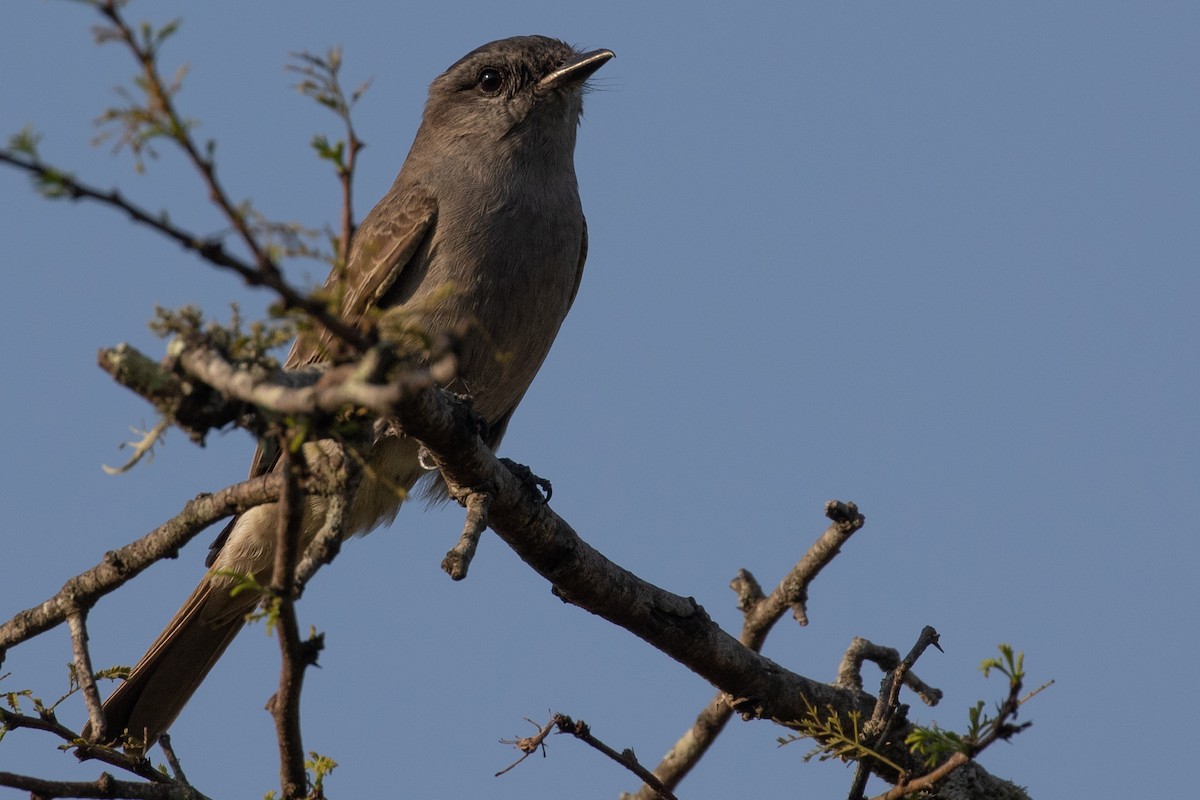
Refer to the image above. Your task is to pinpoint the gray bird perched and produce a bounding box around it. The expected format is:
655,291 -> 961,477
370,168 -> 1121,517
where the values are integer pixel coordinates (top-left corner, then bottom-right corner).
86,35 -> 613,751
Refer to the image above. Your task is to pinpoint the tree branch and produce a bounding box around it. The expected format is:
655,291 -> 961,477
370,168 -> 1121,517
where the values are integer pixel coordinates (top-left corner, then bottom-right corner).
848,625 -> 943,800
0,468 -> 334,658
0,770 -> 208,800
67,609 -> 107,743
0,149 -> 367,353
266,438 -> 315,800
385,373 -> 908,773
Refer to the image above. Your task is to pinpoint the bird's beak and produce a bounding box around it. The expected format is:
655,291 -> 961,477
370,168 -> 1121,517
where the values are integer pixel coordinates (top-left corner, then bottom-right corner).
539,48 -> 615,90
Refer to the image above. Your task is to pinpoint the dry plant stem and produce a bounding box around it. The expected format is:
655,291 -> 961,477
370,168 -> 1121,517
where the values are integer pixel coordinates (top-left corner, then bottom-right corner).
268,441 -> 310,800
627,501 -> 867,800
290,441 -> 354,597
67,608 -> 106,743
441,491 -> 489,580
0,770 -> 210,800
495,717 -> 557,777
744,500 -> 865,641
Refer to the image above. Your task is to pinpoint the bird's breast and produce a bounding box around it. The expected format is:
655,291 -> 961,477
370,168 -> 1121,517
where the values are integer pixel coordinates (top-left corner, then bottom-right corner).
404,179 -> 584,420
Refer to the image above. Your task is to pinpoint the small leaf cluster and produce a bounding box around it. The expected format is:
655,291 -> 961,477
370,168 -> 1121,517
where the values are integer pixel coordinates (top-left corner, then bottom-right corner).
777,700 -> 904,775
91,13 -> 194,171
287,48 -> 372,177
151,304 -> 294,366
261,751 -> 337,800
906,644 -> 1033,768
0,665 -> 128,744
6,128 -> 79,199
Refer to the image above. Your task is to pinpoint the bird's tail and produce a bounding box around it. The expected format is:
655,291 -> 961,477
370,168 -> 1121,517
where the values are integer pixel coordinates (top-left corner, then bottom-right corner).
83,573 -> 258,752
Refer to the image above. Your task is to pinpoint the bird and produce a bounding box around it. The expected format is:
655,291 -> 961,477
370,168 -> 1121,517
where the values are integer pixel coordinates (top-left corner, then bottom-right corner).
85,35 -> 613,752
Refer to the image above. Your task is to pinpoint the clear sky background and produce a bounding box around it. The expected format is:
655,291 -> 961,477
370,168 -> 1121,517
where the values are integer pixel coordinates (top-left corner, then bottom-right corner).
2,2 -> 1196,798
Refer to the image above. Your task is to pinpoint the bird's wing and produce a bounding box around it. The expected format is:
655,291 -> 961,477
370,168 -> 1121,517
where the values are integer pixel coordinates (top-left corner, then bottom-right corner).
205,186 -> 438,566
567,215 -> 588,309
288,184 -> 440,369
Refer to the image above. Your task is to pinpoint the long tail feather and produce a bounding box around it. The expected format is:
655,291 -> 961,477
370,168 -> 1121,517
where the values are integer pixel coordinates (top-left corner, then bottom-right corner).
83,576 -> 257,752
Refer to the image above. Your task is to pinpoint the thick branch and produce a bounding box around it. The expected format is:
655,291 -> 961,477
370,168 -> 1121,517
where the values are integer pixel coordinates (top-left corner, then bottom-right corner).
96,340 -> 456,449
0,770 -> 208,800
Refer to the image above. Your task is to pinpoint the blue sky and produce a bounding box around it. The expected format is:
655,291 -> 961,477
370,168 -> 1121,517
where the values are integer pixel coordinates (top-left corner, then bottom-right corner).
2,2 -> 1197,797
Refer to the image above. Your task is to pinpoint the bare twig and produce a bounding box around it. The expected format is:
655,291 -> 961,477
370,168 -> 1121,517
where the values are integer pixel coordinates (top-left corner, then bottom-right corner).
441,491 -> 490,580
66,609 -> 106,743
626,500 -> 868,799
835,637 -> 943,707
496,716 -> 556,777
293,458 -> 356,594
0,770 -> 210,800
158,734 -> 190,785
102,417 -> 171,474
556,716 -> 677,800
744,500 -> 866,635
868,626 -> 943,731
499,714 -> 677,800
266,439 -> 314,800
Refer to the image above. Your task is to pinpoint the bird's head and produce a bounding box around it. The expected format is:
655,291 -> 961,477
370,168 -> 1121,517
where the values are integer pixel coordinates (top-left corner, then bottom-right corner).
418,36 -> 613,157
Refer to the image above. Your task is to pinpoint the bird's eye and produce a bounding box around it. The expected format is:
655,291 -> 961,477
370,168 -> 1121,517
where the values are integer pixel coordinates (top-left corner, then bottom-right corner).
477,68 -> 504,94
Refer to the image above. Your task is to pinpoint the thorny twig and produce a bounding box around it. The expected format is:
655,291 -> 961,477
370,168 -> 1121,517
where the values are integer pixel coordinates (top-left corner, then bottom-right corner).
499,714 -> 677,800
